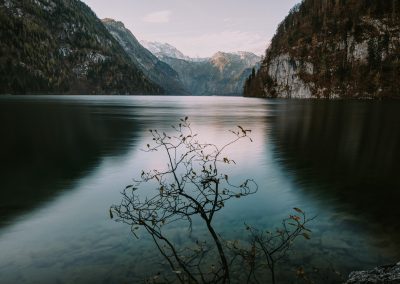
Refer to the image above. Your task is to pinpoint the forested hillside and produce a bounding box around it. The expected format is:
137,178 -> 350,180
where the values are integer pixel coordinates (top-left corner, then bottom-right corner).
245,0 -> 400,98
146,44 -> 261,96
0,0 -> 162,95
102,19 -> 188,95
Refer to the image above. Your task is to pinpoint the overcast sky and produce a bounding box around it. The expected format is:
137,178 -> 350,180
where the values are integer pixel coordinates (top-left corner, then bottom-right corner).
82,0 -> 300,57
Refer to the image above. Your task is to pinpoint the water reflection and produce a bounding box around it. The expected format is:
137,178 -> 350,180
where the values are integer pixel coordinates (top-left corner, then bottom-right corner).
0,99 -> 143,227
0,96 -> 398,283
269,100 -> 400,251
0,96 -> 273,284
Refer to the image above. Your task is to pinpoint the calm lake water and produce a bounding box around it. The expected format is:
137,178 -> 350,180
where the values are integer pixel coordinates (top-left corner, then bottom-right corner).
0,96 -> 399,283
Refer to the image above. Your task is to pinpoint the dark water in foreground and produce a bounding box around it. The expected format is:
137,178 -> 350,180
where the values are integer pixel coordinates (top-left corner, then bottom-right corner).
0,96 -> 399,283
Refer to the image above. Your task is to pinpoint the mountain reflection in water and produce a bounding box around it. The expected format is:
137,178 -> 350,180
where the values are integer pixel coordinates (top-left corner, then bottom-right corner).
270,101 -> 400,236
0,96 -> 398,283
0,99 -> 142,227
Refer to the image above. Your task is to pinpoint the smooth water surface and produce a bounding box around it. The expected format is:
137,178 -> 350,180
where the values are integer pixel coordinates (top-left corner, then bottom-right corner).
0,96 -> 399,283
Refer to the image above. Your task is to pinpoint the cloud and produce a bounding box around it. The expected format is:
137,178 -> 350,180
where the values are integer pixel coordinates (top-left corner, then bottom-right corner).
142,10 -> 171,23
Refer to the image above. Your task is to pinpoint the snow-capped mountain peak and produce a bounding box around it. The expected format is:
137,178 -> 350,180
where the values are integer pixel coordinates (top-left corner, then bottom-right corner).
140,41 -> 189,60
140,41 -> 207,62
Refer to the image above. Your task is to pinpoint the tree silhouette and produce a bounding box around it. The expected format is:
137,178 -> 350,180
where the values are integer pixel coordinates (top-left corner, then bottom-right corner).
111,118 -> 313,283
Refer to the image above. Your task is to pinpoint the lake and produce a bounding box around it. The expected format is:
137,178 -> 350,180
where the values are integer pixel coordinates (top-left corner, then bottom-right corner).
0,96 -> 399,283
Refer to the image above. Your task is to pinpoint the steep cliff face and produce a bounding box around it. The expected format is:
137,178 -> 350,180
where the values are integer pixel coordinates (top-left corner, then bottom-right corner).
102,19 -> 188,95
0,0 -> 162,95
148,44 -> 260,96
245,0 -> 400,99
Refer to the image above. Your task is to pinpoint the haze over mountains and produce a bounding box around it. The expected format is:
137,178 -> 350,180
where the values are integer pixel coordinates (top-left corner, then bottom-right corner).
2,0 -> 398,98
142,41 -> 261,96
105,23 -> 262,96
102,19 -> 188,95
0,0 -> 261,96
140,41 -> 205,62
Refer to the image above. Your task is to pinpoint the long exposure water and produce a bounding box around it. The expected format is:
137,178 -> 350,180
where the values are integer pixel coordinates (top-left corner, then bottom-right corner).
0,96 -> 399,283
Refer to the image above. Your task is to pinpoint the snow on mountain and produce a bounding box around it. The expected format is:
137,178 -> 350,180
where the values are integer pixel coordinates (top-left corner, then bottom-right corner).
140,40 -> 261,96
140,41 -> 207,62
103,19 -> 188,95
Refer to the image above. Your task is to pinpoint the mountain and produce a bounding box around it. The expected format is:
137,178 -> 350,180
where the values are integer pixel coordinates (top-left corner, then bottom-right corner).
140,41 -> 207,62
102,19 -> 188,95
244,0 -> 400,99
143,43 -> 261,96
0,0 -> 162,95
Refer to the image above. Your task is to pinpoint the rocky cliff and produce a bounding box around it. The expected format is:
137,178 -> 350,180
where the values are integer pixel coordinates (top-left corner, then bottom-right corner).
0,0 -> 162,95
245,0 -> 400,99
102,19 -> 188,95
144,42 -> 261,96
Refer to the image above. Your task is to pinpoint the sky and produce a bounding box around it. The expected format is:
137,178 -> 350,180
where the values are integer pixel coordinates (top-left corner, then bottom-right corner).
82,0 -> 301,58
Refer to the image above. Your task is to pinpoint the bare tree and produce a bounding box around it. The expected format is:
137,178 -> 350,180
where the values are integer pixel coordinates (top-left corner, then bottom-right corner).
227,208 -> 313,284
110,117 -> 258,283
111,118 -> 315,283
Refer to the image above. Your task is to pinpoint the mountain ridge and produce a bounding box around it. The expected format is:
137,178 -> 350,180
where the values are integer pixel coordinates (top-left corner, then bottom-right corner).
142,41 -> 261,96
0,0 -> 162,95
140,41 -> 207,62
102,18 -> 188,95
